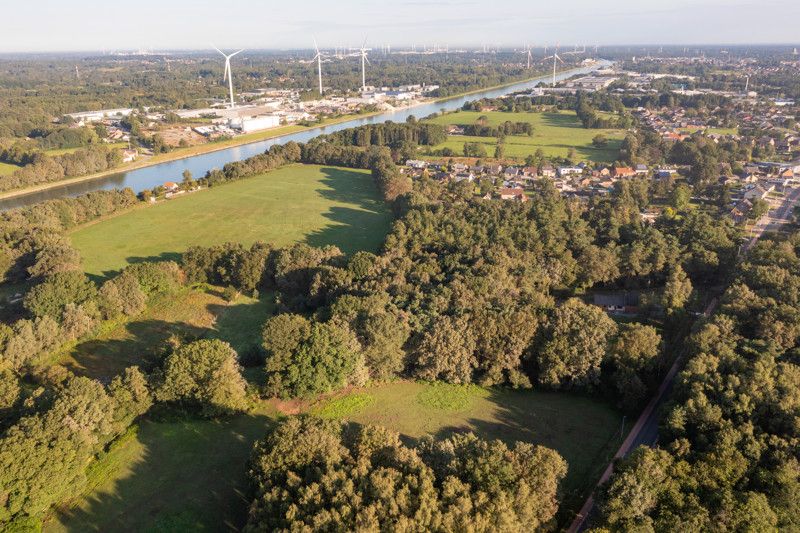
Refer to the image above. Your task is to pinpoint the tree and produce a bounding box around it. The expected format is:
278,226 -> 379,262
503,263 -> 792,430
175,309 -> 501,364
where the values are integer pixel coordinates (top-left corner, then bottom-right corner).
607,323 -> 661,410
0,368 -> 20,411
535,298 -> 618,389
670,183 -> 692,211
27,242 -> 82,278
593,134 -> 609,147
749,198 -> 770,220
662,265 -> 693,313
262,315 -> 360,398
157,339 -> 247,416
23,271 -> 97,320
413,315 -> 477,384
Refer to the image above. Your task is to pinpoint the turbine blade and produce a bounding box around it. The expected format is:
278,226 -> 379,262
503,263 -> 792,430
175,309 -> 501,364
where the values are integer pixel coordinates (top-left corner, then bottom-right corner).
313,37 -> 319,54
211,44 -> 224,56
230,49 -> 245,57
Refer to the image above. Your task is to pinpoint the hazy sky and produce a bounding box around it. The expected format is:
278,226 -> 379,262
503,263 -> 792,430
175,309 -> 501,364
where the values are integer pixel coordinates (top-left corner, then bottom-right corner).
3,0 -> 799,52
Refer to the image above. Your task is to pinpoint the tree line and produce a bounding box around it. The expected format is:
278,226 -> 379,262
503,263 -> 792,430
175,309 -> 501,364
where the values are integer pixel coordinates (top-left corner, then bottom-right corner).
0,144 -> 122,192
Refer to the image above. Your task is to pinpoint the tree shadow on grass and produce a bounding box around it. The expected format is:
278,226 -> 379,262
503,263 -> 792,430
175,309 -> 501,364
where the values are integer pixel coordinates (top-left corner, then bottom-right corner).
63,319 -> 208,382
304,167 -> 392,255
49,411 -> 277,532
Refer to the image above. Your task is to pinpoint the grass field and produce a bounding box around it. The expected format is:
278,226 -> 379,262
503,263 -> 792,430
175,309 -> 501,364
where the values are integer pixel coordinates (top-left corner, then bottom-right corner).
45,381 -> 621,532
71,164 -> 391,278
423,110 -> 624,162
57,286 -> 274,381
0,161 -> 19,176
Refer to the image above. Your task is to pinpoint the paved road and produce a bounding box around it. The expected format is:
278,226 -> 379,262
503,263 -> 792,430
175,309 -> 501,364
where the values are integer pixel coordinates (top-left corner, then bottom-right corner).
568,187 -> 800,533
743,186 -> 800,253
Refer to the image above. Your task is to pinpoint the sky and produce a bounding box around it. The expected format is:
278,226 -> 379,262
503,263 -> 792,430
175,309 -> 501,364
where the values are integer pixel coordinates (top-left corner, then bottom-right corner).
3,0 -> 799,52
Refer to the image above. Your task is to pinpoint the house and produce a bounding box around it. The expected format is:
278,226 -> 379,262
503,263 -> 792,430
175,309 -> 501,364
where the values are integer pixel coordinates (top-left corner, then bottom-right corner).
405,160 -> 428,169
593,292 -> 639,314
558,166 -> 583,177
730,199 -> 753,223
611,166 -> 636,178
498,187 -> 527,202
522,167 -> 538,178
163,181 -> 179,192
743,184 -> 772,201
539,165 -> 556,178
634,164 -> 649,176
122,149 -> 138,163
504,167 -> 521,179
486,164 -> 503,175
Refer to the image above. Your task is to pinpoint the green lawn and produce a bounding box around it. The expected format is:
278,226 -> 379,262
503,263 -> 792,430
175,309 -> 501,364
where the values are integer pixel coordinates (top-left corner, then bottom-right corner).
424,110 -> 624,162
45,381 -> 621,532
0,161 -> 20,176
71,164 -> 391,278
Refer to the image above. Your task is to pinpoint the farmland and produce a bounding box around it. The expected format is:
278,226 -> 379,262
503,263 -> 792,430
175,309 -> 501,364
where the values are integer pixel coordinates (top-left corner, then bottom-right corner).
71,164 -> 391,278
423,110 -> 624,162
45,381 -> 622,532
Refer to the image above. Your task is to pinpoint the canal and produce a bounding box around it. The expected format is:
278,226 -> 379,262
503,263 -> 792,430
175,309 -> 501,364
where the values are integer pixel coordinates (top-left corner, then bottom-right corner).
0,62 -> 609,210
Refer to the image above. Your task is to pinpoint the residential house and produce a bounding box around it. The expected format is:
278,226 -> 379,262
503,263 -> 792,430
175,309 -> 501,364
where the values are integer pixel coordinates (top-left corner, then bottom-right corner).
122,149 -> 138,163
634,164 -> 649,176
539,164 -> 556,178
558,166 -> 583,177
498,188 -> 528,202
611,166 -> 636,179
593,292 -> 640,315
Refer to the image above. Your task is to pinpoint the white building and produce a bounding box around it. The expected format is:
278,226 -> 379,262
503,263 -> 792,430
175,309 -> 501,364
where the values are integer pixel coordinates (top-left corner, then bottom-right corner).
230,115 -> 281,133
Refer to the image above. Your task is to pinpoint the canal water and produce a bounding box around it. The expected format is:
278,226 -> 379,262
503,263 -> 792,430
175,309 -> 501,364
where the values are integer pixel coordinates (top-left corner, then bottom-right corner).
0,62 -> 609,211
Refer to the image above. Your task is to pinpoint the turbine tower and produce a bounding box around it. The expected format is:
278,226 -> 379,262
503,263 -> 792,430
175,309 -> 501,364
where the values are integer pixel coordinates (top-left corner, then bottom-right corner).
354,40 -> 371,92
312,38 -> 325,95
544,49 -> 564,87
523,45 -> 533,69
213,45 -> 244,109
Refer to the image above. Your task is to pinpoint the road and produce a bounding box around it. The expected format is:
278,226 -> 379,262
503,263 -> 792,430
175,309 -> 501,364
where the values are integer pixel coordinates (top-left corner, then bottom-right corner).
742,186 -> 800,253
568,186 -> 800,533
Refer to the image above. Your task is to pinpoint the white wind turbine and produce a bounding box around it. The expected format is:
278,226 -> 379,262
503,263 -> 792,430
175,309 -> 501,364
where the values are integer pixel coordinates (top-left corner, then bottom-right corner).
312,38 -> 325,95
543,48 -> 565,87
213,45 -> 245,109
522,45 -> 533,69
353,39 -> 371,92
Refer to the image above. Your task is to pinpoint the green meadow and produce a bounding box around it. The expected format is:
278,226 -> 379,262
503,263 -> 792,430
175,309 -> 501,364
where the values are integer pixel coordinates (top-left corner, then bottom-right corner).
424,110 -> 624,162
70,164 -> 391,278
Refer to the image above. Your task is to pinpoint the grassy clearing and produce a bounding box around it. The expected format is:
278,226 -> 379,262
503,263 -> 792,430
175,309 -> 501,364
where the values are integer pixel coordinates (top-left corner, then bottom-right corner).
57,286 -> 275,381
0,161 -> 19,176
46,405 -> 278,533
311,392 -> 376,419
46,381 -> 621,532
423,110 -> 624,162
70,164 -> 391,278
326,382 -> 623,512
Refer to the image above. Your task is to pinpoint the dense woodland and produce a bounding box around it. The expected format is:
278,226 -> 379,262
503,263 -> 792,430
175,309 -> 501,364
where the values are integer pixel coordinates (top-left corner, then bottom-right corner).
595,232 -> 800,531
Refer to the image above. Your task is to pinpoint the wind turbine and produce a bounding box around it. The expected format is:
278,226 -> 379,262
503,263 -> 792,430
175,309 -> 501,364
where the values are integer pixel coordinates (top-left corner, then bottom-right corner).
523,45 -> 533,69
312,38 -> 325,95
543,48 -> 564,87
213,45 -> 244,109
353,40 -> 371,92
